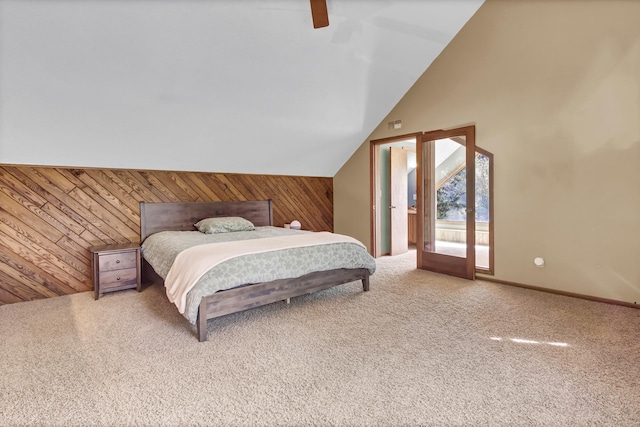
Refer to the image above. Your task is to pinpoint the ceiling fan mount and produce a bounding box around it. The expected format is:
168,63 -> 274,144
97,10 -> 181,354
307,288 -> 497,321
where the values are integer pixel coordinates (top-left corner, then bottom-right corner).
310,0 -> 329,29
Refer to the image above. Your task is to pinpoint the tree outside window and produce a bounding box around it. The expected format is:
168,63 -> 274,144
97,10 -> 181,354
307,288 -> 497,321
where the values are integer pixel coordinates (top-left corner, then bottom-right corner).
436,153 -> 490,222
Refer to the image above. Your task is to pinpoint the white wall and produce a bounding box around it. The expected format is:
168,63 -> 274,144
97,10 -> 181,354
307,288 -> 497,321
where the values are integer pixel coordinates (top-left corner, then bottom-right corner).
0,0 -> 484,177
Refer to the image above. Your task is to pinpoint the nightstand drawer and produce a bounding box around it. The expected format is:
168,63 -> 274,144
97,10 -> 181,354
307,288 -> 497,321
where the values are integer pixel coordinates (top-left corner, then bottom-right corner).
99,268 -> 138,290
98,252 -> 137,272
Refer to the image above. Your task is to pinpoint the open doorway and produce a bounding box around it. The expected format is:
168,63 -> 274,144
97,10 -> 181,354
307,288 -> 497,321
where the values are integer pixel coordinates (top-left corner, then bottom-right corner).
370,133 -> 420,258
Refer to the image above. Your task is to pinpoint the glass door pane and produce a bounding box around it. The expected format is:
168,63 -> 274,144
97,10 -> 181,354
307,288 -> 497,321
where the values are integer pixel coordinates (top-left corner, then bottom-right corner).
429,137 -> 467,256
474,151 -> 491,271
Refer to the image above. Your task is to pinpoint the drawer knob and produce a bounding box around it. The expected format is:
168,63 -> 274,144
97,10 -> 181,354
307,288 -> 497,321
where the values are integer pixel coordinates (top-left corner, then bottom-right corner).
116,276 -> 121,281
116,260 -> 121,264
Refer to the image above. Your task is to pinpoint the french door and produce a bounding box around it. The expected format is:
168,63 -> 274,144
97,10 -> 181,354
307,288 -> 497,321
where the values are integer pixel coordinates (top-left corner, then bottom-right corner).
417,125 -> 476,279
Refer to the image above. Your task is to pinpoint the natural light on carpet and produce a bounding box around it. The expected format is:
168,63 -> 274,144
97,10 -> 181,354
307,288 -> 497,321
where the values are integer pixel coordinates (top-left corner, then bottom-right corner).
489,337 -> 569,347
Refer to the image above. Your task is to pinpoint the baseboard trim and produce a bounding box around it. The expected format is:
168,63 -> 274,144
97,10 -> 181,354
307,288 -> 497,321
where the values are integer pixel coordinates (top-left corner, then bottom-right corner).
477,276 -> 639,309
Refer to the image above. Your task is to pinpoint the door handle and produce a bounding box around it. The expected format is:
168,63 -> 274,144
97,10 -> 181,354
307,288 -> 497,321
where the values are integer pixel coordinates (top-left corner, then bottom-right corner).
390,206 -> 396,209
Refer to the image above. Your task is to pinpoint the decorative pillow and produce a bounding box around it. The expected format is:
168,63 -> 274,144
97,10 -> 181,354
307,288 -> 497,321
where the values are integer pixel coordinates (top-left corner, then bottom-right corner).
194,217 -> 255,234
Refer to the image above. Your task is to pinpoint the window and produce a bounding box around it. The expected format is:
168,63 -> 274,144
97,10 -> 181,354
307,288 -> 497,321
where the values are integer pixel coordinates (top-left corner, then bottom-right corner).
434,149 -> 493,273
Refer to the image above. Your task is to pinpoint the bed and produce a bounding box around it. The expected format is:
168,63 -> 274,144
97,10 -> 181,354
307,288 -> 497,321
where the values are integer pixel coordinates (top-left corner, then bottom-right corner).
139,200 -> 376,341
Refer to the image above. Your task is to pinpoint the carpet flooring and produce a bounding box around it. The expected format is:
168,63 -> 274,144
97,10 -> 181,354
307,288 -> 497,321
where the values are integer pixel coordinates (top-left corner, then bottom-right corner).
1,250 -> 639,426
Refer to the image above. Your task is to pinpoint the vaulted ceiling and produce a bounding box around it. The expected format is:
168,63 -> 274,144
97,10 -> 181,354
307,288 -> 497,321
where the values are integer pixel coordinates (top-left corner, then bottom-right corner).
0,0 -> 484,177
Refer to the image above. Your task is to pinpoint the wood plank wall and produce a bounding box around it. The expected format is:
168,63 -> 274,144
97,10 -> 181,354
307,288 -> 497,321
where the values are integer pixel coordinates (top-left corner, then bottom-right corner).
0,165 -> 333,305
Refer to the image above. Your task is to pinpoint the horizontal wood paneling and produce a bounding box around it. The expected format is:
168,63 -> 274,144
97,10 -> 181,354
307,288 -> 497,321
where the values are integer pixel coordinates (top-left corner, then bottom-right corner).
0,165 -> 333,305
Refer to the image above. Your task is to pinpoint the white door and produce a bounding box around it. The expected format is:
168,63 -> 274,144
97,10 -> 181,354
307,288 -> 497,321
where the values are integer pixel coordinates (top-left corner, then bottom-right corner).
390,147 -> 408,255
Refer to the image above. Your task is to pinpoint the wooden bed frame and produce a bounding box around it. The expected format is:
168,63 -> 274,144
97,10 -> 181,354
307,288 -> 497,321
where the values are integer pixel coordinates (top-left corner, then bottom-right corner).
139,200 -> 370,342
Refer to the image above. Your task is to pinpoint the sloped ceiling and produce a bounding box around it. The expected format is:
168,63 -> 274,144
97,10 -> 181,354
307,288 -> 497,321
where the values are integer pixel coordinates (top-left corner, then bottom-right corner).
0,0 -> 484,177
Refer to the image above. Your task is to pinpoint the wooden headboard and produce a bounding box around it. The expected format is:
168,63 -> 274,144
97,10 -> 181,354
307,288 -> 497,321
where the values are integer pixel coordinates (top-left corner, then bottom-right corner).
139,200 -> 273,242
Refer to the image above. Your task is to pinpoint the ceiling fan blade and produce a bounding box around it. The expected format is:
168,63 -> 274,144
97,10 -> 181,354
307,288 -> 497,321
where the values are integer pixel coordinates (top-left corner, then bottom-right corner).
310,0 -> 329,28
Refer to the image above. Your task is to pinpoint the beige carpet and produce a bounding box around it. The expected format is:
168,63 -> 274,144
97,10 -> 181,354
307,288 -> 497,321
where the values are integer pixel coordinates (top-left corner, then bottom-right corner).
1,250 -> 639,426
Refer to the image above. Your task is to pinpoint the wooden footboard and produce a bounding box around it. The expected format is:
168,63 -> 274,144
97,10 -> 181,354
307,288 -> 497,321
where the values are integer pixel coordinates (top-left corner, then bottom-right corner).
143,260 -> 369,342
196,268 -> 370,342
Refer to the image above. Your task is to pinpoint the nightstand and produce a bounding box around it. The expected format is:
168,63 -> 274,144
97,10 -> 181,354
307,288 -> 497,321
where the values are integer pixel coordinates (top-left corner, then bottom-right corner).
90,243 -> 142,300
